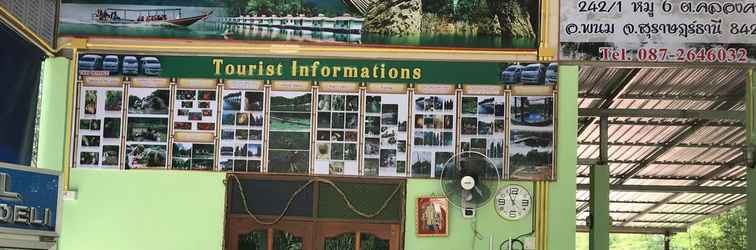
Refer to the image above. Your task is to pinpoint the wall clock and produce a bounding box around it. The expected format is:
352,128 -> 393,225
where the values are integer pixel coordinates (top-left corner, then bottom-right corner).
495,184 -> 532,220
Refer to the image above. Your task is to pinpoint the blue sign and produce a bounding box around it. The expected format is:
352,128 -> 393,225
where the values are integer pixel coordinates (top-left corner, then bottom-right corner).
0,163 -> 60,235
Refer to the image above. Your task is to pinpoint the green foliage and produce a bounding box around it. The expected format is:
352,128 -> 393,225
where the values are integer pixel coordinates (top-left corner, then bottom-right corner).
242,0 -> 348,17
672,206 -> 747,250
576,206 -> 747,250
63,0 -> 224,6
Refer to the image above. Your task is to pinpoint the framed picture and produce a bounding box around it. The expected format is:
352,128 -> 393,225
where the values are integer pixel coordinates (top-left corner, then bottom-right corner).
416,197 -> 448,237
59,1 -> 540,51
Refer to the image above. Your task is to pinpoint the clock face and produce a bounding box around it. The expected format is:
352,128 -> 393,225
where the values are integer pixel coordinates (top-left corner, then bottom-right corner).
495,184 -> 532,220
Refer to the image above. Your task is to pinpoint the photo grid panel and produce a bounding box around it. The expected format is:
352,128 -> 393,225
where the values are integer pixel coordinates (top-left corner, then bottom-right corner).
219,89 -> 265,172
460,95 -> 507,177
77,87 -> 123,168
363,94 -> 409,177
410,94 -> 456,178
125,87 -> 170,169
173,89 -> 217,133
267,91 -> 312,174
314,93 -> 360,175
508,96 -> 555,180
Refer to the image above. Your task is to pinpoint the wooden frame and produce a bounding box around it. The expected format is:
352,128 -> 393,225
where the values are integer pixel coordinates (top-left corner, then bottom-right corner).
415,197 -> 448,237
224,174 -> 406,250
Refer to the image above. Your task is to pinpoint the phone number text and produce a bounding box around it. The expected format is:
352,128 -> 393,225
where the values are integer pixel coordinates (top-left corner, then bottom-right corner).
599,47 -> 749,63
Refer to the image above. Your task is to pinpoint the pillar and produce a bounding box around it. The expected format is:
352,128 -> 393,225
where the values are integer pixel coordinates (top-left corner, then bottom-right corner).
747,69 -> 755,250
36,57 -> 71,172
589,116 -> 610,250
547,65 -> 578,249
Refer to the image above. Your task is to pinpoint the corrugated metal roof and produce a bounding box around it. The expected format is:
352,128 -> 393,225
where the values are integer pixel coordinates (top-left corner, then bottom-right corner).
577,66 -> 748,233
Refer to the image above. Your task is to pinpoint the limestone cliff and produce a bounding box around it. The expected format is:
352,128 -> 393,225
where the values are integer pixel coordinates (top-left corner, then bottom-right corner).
486,0 -> 536,39
362,0 -> 422,35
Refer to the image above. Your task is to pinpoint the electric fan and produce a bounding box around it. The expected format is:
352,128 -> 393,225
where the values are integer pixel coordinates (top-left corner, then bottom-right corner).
440,151 -> 500,218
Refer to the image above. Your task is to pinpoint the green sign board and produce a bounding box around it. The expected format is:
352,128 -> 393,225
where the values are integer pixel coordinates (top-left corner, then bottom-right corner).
160,56 -> 506,84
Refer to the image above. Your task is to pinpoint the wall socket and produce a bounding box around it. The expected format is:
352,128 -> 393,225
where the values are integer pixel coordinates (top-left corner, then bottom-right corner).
63,190 -> 77,201
521,236 -> 536,250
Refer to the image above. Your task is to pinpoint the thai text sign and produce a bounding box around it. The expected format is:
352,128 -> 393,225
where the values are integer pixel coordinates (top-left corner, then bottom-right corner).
0,163 -> 60,235
560,0 -> 756,63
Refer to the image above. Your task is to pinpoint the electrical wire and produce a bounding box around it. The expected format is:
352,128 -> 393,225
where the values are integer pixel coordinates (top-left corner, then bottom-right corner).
229,174 -> 403,225
499,238 -> 525,250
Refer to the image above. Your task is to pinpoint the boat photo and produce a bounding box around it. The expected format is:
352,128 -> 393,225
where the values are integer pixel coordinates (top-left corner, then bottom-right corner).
92,8 -> 212,27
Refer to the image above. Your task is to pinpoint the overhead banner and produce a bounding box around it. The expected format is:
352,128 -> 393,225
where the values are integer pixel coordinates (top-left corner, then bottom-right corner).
560,0 -> 756,63
0,163 -> 61,236
59,0 -> 539,50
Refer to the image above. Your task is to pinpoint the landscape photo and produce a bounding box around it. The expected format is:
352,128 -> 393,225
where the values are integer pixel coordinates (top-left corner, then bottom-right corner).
128,89 -> 170,115
59,0 -> 538,49
126,144 -> 167,168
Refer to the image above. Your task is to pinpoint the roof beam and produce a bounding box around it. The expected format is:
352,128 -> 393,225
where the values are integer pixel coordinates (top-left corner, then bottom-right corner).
580,93 -> 741,101
578,109 -> 745,121
578,158 -> 737,166
576,226 -> 687,234
576,184 -> 745,194
578,141 -> 744,149
597,119 -> 743,127
617,158 -> 745,226
577,69 -> 640,136
608,94 -> 745,225
576,174 -> 745,182
576,199 -> 734,206
609,210 -> 709,216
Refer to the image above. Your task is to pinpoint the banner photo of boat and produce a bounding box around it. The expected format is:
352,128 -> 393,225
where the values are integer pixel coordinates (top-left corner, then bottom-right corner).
59,0 -> 539,50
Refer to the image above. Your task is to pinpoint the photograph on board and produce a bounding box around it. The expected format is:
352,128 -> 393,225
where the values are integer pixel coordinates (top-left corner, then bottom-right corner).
500,62 -> 557,85
60,0 -> 538,50
126,144 -> 167,168
77,54 -> 161,77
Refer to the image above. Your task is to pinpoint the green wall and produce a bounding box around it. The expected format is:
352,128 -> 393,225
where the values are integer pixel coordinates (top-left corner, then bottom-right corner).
404,66 -> 578,250
53,63 -> 578,250
59,170 -> 226,250
405,179 -> 535,250
37,57 -> 70,172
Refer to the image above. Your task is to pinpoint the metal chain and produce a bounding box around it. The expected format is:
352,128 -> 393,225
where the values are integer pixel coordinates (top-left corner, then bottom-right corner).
229,174 -> 403,225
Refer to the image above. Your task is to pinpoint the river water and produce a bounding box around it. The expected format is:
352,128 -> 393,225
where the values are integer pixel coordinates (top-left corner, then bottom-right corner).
60,4 -> 536,49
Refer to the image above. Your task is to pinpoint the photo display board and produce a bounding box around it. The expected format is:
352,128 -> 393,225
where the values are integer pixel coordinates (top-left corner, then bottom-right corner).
411,84 -> 457,178
72,53 -> 558,180
314,82 -> 361,176
460,85 -> 508,176
171,78 -> 218,170
267,81 -> 313,174
76,76 -> 124,169
508,95 -> 555,180
125,78 -> 171,169
219,80 -> 266,172
364,83 -> 410,177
